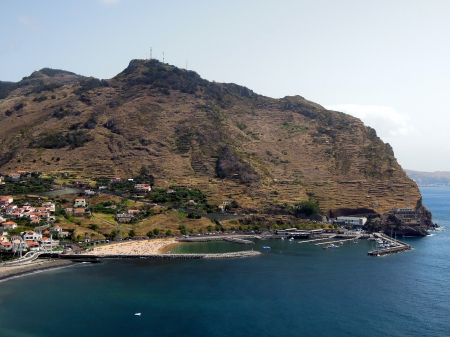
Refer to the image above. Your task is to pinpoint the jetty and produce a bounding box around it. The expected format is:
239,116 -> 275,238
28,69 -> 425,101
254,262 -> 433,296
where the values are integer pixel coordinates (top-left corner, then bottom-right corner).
367,233 -> 412,256
315,237 -> 359,246
297,236 -> 336,244
177,235 -> 255,244
61,251 -> 261,260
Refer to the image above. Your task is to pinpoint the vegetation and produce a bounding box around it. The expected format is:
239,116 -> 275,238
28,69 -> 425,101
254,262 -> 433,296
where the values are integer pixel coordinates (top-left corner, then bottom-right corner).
150,187 -> 207,204
29,130 -> 93,149
294,200 -> 321,216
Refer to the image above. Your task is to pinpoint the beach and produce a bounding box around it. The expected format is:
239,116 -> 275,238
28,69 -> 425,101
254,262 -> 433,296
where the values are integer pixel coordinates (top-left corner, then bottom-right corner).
83,238 -> 179,256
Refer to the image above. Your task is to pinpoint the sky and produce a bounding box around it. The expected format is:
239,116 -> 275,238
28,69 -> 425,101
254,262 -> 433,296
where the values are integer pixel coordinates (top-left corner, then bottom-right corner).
1,0 -> 449,172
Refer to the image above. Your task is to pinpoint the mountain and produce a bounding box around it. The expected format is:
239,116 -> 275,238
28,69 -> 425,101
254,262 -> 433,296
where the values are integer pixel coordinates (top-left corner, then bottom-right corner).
0,60 -> 434,235
405,169 -> 450,186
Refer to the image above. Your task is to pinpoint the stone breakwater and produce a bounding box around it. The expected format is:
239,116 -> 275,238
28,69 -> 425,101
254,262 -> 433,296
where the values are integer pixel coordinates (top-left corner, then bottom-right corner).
0,259 -> 74,282
74,251 -> 262,260
177,236 -> 255,244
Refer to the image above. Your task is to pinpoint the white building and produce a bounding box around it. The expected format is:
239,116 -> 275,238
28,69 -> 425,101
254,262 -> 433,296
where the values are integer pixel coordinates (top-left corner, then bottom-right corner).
74,198 -> 86,208
23,231 -> 42,242
336,217 -> 367,227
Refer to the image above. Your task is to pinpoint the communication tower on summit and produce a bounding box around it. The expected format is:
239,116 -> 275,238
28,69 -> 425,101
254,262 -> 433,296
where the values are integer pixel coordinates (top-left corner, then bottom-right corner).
150,47 -> 152,60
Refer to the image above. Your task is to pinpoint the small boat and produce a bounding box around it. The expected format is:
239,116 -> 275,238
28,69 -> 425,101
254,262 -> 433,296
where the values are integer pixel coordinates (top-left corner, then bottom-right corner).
353,241 -> 358,244
339,241 -> 344,245
289,237 -> 294,241
135,313 -> 141,316
263,246 -> 271,250
281,237 -> 285,240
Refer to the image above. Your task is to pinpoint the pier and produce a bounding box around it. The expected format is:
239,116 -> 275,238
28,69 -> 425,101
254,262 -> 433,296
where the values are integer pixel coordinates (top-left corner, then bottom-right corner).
177,236 -> 255,244
65,251 -> 262,260
367,233 -> 412,256
315,237 -> 359,246
297,236 -> 336,244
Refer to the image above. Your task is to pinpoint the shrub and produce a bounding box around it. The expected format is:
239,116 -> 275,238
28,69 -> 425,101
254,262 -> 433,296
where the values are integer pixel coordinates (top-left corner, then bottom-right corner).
30,130 -> 93,149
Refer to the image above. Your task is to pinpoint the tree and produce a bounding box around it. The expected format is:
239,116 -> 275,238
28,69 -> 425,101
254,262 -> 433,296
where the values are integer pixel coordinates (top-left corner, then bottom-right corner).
165,229 -> 172,236
153,228 -> 160,235
128,229 -> 136,238
199,228 -> 204,234
179,225 -> 187,235
89,224 -> 99,231
110,230 -> 118,240
295,200 -> 321,216
146,231 -> 154,237
207,225 -> 213,232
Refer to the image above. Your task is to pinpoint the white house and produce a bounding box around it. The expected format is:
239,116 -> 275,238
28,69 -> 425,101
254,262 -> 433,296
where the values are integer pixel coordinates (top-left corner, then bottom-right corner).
50,225 -> 62,233
2,221 -> 18,230
74,198 -> 86,208
23,231 -> 42,242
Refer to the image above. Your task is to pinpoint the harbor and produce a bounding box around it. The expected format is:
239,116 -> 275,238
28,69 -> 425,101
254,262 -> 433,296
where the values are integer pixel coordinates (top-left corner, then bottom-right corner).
367,233 -> 413,256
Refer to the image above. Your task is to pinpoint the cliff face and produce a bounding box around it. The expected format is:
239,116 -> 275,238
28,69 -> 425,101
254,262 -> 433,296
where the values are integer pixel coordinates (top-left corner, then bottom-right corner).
0,60 -> 431,233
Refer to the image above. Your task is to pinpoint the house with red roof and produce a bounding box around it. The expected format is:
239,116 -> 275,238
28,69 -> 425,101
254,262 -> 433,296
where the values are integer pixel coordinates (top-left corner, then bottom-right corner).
2,221 -> 18,230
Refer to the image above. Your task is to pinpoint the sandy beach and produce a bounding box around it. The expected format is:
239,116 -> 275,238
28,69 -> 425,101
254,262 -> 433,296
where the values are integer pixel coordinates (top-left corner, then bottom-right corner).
84,238 -> 179,256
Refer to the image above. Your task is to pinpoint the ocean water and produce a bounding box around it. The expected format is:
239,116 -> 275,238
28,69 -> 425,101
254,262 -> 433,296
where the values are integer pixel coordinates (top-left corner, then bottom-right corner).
0,187 -> 449,336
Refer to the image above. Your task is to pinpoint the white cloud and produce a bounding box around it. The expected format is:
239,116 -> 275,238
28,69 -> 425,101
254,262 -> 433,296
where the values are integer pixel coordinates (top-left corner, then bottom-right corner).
98,0 -> 120,4
18,15 -> 41,33
325,104 -> 416,139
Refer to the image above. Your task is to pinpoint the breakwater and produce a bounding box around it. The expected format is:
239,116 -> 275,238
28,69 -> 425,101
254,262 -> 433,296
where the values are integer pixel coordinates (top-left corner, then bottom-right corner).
367,233 -> 412,256
177,236 -> 255,244
67,251 -> 262,260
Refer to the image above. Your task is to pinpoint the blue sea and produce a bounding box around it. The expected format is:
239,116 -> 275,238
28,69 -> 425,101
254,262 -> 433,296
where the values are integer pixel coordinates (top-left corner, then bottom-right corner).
1,187 -> 449,337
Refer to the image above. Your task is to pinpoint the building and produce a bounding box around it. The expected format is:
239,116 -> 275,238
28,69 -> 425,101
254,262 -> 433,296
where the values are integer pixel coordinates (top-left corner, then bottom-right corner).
336,217 -> 367,229
392,208 -> 418,220
0,196 -> 13,206
50,225 -> 62,233
23,231 -> 42,242
116,213 -> 134,222
275,228 -> 313,237
74,198 -> 86,208
2,221 -> 18,230
74,208 -> 85,217
134,184 -> 152,192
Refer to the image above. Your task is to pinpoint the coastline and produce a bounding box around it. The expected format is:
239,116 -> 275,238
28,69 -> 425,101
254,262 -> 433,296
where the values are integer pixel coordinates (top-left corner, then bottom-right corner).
0,259 -> 74,282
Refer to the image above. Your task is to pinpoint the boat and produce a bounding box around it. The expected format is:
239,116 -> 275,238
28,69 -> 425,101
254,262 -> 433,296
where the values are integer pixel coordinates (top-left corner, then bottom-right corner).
328,244 -> 339,249
135,313 -> 141,316
339,241 -> 344,245
281,237 -> 285,240
289,237 -> 294,241
353,241 -> 358,244
263,246 -> 271,250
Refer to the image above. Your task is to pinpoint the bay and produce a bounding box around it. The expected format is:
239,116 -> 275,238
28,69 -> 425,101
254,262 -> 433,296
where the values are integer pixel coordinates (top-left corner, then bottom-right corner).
0,187 -> 449,336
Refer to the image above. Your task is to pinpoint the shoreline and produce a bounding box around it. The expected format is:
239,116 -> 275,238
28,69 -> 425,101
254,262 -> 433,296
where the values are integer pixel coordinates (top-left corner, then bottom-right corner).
83,238 -> 180,256
0,259 -> 74,282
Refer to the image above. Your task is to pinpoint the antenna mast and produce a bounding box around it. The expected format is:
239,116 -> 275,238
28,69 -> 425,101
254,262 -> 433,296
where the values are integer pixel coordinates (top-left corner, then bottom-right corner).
163,52 -> 165,63
150,47 -> 152,60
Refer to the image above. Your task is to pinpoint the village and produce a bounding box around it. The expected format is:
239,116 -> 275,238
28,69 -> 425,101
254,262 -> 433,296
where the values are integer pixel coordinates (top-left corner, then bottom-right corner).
0,169 -> 424,262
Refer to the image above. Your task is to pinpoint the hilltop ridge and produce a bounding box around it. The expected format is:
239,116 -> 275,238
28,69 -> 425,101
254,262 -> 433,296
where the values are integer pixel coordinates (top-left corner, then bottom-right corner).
0,59 -> 434,235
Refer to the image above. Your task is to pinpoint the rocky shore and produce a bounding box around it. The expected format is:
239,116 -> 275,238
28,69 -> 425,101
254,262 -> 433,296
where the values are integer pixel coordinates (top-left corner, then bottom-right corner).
0,259 -> 74,282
